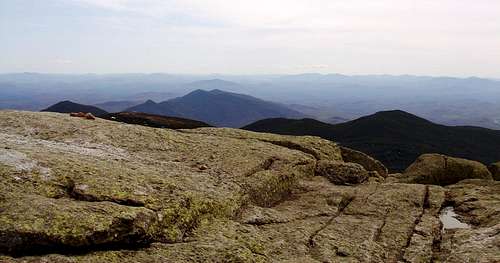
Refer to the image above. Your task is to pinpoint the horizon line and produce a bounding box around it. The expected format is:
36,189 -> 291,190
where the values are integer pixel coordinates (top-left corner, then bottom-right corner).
1,72 -> 499,80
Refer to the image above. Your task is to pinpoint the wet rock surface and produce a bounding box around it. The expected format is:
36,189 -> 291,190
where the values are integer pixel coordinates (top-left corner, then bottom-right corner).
0,111 -> 498,262
434,180 -> 500,263
440,207 -> 470,230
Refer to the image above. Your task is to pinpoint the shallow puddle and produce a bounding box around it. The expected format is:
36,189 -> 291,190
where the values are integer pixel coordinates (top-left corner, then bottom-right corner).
440,206 -> 470,230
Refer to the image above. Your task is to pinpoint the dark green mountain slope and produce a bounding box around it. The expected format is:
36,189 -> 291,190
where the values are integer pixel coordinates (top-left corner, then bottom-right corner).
243,110 -> 500,171
101,112 -> 211,129
42,101 -> 108,116
126,89 -> 304,127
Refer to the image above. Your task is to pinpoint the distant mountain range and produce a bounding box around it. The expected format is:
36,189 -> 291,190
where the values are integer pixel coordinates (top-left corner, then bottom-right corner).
182,79 -> 245,92
94,100 -> 143,113
42,101 -> 108,116
126,89 -> 304,127
325,116 -> 350,124
41,89 -> 305,127
243,110 -> 500,172
2,73 -> 500,129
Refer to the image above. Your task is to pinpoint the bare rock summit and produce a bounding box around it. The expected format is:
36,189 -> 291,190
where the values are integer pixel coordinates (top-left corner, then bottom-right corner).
0,111 -> 498,263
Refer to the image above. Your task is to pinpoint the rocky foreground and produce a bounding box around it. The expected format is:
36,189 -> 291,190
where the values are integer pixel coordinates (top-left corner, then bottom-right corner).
0,111 -> 498,263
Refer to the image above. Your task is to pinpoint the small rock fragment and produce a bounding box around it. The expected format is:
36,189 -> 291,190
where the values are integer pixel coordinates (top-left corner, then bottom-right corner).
70,112 -> 85,117
84,113 -> 95,120
69,112 -> 95,120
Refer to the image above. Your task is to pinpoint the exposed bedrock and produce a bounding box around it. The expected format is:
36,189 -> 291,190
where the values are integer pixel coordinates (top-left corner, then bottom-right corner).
0,111 -> 498,262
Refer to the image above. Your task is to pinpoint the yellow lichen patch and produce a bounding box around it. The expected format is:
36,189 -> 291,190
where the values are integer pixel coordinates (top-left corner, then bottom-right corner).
155,192 -> 245,242
0,111 -> 356,262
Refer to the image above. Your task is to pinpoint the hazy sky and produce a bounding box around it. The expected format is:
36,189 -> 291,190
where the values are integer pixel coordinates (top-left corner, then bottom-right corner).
1,0 -> 499,77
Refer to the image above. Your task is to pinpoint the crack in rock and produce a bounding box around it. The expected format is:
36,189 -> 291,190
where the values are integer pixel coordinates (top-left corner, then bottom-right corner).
399,185 -> 430,262
307,194 -> 355,248
4,235 -> 153,258
244,156 -> 279,177
374,208 -> 391,242
176,130 -> 325,161
261,140 -> 322,160
65,179 -> 147,208
243,212 -> 333,226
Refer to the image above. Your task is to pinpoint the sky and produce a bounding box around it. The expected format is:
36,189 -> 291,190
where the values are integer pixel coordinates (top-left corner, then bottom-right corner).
1,0 -> 499,77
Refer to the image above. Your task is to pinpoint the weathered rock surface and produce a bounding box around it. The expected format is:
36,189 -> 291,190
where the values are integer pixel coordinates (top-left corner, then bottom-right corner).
340,146 -> 388,177
400,153 -> 493,185
0,111 -> 498,263
180,127 -> 343,162
489,161 -> 500,181
434,180 -> 500,262
315,160 -> 369,185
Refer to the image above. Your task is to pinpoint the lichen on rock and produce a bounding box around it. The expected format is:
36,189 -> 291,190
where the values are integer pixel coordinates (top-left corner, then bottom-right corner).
315,160 -> 369,185
399,153 -> 493,185
0,111 -> 499,263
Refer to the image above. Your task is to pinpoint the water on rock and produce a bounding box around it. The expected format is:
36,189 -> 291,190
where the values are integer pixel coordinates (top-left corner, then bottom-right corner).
439,206 -> 470,230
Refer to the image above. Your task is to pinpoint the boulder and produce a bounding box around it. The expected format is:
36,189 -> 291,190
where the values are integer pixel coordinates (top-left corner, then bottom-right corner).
488,162 -> 500,181
340,146 -> 388,177
0,193 -> 158,255
315,160 -> 369,185
400,154 -> 493,185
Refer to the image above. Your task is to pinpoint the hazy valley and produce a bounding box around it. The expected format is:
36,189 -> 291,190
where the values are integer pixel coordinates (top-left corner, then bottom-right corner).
2,73 -> 500,129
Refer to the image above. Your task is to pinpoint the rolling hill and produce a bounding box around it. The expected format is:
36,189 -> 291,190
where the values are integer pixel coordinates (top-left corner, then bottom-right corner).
126,89 -> 304,127
243,110 -> 500,171
101,112 -> 211,129
42,101 -> 108,116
